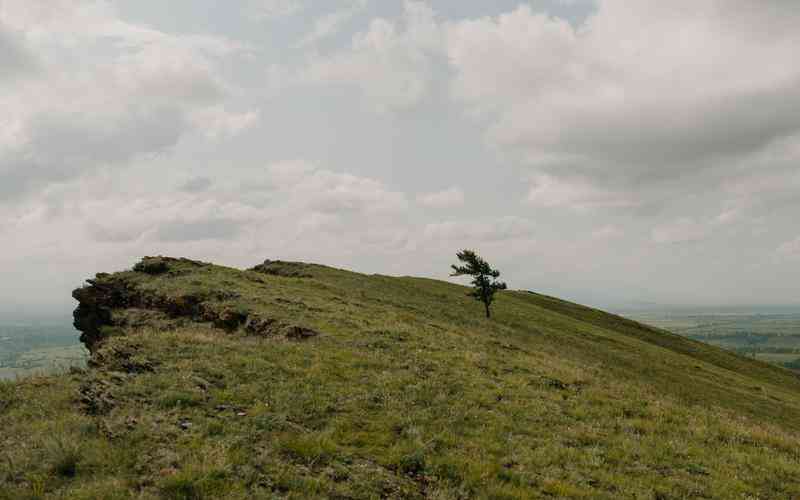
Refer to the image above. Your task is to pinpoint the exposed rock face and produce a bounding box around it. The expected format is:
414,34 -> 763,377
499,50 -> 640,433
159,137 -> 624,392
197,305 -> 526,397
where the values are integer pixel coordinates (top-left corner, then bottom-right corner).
72,274 -> 139,352
72,256 -> 320,353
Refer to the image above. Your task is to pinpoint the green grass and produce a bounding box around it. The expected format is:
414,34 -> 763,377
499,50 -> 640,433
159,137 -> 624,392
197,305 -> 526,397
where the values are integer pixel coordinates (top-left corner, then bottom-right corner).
2,257 -> 800,498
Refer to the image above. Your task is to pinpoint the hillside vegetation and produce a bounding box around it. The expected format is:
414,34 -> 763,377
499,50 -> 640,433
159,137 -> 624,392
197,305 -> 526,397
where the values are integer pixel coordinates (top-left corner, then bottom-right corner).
2,257 -> 800,499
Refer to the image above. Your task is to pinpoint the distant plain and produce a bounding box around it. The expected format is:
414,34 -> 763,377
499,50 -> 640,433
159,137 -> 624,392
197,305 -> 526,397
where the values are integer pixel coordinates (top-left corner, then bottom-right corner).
620,309 -> 800,371
0,322 -> 88,380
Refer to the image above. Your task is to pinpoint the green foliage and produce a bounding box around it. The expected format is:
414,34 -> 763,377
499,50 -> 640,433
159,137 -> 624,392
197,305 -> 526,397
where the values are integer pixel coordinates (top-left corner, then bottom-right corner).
450,250 -> 507,318
450,249 -> 507,318
2,257 -> 800,498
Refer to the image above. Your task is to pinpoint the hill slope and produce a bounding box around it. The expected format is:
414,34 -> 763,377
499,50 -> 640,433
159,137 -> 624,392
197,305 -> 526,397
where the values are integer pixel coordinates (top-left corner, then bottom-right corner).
2,257 -> 800,499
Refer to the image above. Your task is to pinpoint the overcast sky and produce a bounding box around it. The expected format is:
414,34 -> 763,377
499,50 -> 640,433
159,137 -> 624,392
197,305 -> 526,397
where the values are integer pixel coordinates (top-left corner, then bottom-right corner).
1,0 -> 800,316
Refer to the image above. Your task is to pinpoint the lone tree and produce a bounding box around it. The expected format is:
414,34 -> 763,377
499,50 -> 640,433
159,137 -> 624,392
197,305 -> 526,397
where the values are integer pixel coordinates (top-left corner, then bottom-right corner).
451,249 -> 507,318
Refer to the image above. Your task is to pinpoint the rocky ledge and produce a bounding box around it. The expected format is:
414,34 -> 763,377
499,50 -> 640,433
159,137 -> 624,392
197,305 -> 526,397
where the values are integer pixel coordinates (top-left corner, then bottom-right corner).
72,256 -> 319,353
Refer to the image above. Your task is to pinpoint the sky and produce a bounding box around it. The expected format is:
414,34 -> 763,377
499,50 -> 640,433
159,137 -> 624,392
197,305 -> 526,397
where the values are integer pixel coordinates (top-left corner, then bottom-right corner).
1,0 -> 799,317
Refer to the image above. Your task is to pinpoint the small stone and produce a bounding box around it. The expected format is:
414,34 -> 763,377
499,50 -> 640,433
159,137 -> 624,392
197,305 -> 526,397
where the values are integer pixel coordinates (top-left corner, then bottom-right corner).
180,421 -> 192,430
236,412 -> 247,417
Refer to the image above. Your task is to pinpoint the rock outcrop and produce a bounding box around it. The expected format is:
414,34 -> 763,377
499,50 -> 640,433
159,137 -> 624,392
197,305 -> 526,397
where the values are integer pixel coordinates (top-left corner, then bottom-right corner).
72,256 -> 319,353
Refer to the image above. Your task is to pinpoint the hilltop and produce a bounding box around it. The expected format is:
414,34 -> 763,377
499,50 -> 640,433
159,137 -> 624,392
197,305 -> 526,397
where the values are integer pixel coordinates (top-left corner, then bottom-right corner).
2,256 -> 800,499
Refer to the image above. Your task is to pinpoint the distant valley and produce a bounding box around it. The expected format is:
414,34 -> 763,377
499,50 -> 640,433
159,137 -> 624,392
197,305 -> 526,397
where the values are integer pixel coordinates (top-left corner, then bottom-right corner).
0,322 -> 87,380
620,309 -> 800,371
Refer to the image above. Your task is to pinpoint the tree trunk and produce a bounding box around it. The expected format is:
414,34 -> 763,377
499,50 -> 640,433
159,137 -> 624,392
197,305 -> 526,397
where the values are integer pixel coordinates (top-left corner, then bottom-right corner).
484,301 -> 491,318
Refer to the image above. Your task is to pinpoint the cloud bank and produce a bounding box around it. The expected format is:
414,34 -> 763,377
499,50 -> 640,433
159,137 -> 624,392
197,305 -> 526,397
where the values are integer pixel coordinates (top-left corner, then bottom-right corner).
1,0 -> 799,311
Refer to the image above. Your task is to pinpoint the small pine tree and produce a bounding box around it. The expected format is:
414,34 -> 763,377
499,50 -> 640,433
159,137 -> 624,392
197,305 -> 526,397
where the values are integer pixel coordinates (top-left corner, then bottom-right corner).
450,249 -> 507,318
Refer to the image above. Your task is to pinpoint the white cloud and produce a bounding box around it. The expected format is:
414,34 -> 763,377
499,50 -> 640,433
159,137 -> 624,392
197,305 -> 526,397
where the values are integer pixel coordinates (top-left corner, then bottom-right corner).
423,216 -> 535,243
251,0 -> 304,21
417,187 -> 464,208
276,0 -> 800,219
296,1 -> 442,111
269,163 -> 409,214
80,191 -> 264,244
189,107 -> 261,140
525,174 -> 633,211
294,1 -> 368,48
0,160 -> 409,262
444,1 -> 800,205
2,0 -> 800,310
0,0 -> 252,200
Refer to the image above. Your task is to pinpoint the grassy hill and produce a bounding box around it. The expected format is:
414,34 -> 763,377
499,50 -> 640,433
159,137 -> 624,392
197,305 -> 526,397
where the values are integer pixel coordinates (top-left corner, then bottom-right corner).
2,257 -> 800,499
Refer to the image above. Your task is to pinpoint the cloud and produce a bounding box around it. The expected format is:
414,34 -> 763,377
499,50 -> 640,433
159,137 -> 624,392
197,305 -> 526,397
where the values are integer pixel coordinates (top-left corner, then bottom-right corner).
295,1 -> 442,111
417,187 -> 464,208
0,0 -> 252,201
651,218 -> 708,244
0,22 -> 36,80
294,1 -> 368,48
777,237 -> 800,259
250,0 -> 304,21
3,0 -> 800,310
180,177 -> 214,193
87,223 -> 148,244
525,174 -> 634,211
80,191 -> 263,245
72,160 -> 408,249
264,162 -> 409,215
1,104 -> 188,199
444,1 -> 800,206
277,0 -> 800,219
592,225 -> 623,240
155,219 -> 243,242
189,106 -> 261,140
423,216 -> 535,243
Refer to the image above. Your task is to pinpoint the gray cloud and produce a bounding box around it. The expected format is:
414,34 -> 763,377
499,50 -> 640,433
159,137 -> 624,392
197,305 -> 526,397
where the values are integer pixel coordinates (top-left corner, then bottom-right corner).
1,0 -> 800,312
493,80 -> 800,175
0,23 -> 35,79
0,107 -> 187,199
417,186 -> 465,208
87,223 -> 146,244
290,1 -> 443,111
180,177 -> 214,193
423,216 -> 535,243
155,219 -> 243,242
445,0 -> 800,209
251,0 -> 305,21
0,3 -> 255,202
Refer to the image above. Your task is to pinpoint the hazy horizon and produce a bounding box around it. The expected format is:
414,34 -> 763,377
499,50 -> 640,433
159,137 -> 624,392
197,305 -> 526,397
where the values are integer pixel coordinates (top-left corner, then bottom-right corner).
2,0 -> 800,314
1,270 -> 798,323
